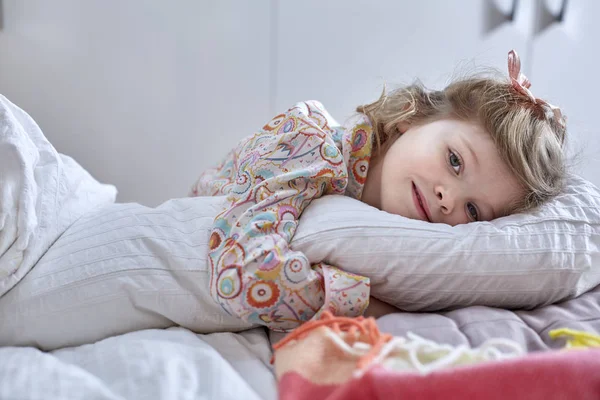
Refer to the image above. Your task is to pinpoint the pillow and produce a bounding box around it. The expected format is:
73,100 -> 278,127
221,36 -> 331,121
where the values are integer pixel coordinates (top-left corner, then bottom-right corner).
0,196 -> 254,351
0,95 -> 254,351
3,173 -> 598,351
292,174 -> 600,312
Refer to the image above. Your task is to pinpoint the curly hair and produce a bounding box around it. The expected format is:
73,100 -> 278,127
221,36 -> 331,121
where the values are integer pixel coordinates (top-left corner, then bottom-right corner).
356,75 -> 567,213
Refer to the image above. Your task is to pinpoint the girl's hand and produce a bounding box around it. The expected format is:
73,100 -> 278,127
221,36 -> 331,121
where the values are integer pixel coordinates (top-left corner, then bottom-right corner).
363,296 -> 400,319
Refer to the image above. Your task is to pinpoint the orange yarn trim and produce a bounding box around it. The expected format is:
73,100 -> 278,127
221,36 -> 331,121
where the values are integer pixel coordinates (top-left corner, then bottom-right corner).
272,311 -> 393,370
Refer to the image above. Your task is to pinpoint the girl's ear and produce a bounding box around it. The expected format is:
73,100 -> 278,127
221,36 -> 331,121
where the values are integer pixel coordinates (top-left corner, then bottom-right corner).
397,121 -> 410,134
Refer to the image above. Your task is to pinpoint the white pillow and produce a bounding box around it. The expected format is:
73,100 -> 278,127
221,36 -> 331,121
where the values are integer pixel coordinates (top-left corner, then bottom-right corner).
293,175 -> 600,312
0,196 -> 254,351
3,173 -> 598,351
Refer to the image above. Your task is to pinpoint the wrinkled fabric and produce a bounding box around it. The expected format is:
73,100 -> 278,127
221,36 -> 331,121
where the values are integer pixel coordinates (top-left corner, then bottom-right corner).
190,101 -> 373,331
0,94 -> 116,297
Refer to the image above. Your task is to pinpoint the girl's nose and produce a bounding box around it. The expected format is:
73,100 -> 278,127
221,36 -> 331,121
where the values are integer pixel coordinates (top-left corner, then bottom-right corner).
435,185 -> 455,215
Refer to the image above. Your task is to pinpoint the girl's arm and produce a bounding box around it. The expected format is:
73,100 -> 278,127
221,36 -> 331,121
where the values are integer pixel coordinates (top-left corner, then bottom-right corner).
207,101 -> 370,331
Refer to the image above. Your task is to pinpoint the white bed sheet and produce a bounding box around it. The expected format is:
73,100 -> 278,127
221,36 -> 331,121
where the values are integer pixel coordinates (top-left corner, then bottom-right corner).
0,327 -> 277,400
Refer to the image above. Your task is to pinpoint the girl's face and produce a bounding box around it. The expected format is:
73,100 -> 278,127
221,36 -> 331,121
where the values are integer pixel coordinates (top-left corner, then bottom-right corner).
361,118 -> 523,226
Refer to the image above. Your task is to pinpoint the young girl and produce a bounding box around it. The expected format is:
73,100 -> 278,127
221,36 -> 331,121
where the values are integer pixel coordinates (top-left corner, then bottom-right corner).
190,50 -> 567,331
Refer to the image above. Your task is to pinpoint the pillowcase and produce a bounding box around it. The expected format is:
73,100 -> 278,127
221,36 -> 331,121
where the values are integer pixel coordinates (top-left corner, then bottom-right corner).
3,172 -> 598,351
0,196 -> 254,351
292,174 -> 600,312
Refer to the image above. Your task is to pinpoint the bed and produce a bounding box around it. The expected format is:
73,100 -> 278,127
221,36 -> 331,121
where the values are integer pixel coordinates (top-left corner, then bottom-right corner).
1,88 -> 600,399
2,283 -> 599,399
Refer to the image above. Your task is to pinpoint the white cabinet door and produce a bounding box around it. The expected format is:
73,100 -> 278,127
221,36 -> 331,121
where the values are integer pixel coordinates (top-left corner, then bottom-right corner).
0,0 -> 271,205
530,0 -> 600,187
275,0 -> 534,121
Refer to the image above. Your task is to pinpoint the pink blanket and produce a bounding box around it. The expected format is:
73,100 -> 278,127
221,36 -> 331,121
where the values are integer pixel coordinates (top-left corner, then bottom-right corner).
274,312 -> 600,400
279,348 -> 600,400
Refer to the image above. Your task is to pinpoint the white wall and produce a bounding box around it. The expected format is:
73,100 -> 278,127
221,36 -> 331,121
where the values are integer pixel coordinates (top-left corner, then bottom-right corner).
0,0 -> 598,205
530,0 -> 600,185
0,0 -> 272,206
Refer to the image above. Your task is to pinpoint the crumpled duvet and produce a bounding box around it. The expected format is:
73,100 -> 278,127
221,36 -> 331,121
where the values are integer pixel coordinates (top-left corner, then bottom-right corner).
0,94 -> 116,297
0,327 -> 277,400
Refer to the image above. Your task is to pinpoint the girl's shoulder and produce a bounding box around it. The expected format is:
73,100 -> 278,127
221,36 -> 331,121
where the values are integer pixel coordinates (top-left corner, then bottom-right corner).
285,100 -> 342,134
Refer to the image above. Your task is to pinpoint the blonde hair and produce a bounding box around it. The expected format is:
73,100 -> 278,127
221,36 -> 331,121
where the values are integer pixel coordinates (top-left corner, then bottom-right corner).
357,75 -> 567,213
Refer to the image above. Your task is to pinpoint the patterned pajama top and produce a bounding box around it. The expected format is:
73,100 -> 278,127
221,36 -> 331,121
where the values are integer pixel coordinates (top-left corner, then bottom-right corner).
190,101 -> 374,331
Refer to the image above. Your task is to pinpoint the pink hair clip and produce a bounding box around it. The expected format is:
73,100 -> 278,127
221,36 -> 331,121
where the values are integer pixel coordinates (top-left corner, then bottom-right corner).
507,50 -> 565,129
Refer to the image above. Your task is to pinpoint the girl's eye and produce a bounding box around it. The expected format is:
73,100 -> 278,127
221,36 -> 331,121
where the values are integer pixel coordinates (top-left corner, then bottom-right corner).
448,151 -> 462,174
466,202 -> 479,221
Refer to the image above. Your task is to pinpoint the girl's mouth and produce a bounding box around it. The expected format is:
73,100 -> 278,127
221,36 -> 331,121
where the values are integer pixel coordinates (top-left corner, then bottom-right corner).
412,181 -> 431,222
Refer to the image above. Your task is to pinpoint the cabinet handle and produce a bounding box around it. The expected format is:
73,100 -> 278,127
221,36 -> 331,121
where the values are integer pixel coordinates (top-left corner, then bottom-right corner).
536,0 -> 568,34
542,0 -> 568,23
493,0 -> 519,21
484,0 -> 519,33
507,0 -> 519,21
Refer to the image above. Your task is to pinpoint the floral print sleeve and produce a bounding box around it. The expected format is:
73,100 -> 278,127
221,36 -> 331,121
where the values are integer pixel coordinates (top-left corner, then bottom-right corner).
201,101 -> 371,331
